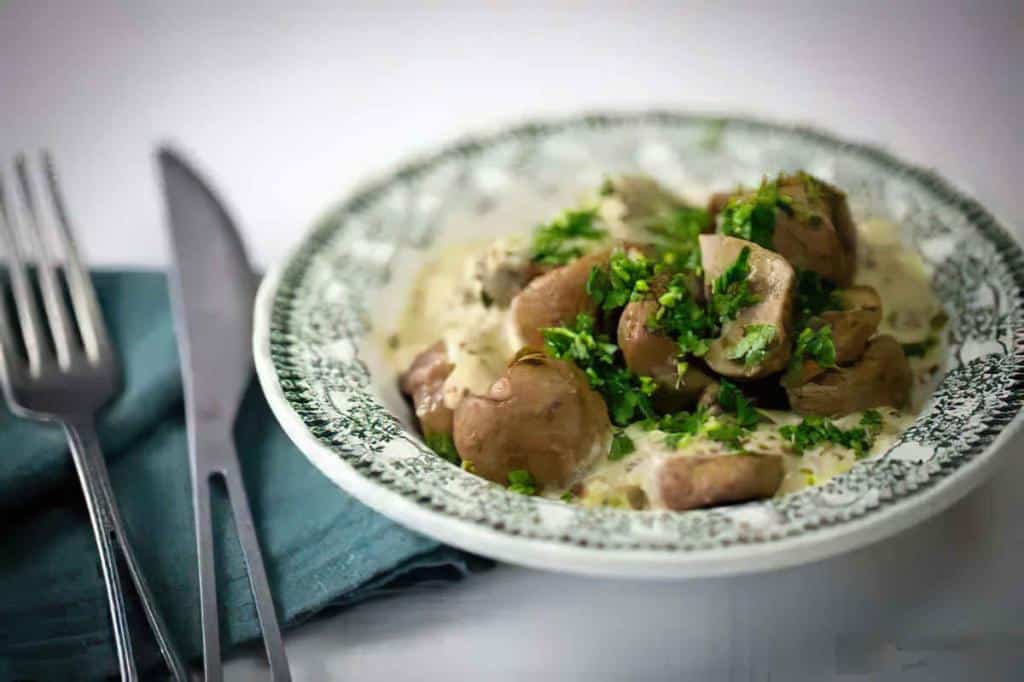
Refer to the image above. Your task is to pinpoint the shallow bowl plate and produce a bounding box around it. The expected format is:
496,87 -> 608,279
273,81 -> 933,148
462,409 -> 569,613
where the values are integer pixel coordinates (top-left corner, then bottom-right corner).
254,112 -> 1024,578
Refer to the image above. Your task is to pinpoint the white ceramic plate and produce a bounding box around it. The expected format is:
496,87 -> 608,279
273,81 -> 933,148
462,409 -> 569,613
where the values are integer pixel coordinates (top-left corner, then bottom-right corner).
253,112 -> 1024,578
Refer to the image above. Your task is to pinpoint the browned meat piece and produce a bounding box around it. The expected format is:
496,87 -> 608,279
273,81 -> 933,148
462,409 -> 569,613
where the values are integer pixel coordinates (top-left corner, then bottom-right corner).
707,191 -> 732,227
453,350 -> 611,489
509,250 -> 606,348
617,275 -> 714,412
398,341 -> 455,437
716,172 -> 858,287
696,381 -> 723,415
786,335 -> 912,416
819,285 -> 882,365
656,454 -> 783,511
700,235 -> 796,379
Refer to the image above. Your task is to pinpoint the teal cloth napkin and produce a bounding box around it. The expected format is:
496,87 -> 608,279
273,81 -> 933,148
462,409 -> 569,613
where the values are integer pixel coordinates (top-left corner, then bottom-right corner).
0,271 -> 483,681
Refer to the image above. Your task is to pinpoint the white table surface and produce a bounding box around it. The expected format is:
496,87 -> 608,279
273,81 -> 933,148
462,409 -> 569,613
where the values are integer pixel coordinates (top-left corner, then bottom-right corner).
3,1 -> 1023,680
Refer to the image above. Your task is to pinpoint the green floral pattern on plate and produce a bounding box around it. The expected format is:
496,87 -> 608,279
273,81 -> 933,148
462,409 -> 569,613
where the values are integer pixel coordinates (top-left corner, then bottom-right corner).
266,113 -> 1024,551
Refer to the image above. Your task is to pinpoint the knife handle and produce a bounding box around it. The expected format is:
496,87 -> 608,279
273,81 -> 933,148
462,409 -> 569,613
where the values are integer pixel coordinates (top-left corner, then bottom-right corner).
193,438 -> 291,682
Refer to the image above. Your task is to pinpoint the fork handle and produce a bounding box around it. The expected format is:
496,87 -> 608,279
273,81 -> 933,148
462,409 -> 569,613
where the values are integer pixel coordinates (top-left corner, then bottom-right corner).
64,418 -> 188,682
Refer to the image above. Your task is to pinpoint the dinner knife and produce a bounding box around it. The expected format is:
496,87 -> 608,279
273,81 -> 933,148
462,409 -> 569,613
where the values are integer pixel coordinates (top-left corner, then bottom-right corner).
159,148 -> 291,682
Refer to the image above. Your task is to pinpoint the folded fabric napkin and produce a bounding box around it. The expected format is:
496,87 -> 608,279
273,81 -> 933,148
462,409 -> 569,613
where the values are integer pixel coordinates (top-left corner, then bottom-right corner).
0,271 -> 484,681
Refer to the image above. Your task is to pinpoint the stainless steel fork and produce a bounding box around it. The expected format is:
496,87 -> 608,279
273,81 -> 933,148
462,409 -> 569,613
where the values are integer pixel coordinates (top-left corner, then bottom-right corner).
0,153 -> 187,682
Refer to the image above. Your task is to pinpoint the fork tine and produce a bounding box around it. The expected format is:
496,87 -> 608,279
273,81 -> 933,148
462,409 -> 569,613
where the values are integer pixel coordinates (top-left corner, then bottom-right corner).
0,168 -> 51,374
15,155 -> 78,368
0,281 -> 18,374
41,151 -> 110,362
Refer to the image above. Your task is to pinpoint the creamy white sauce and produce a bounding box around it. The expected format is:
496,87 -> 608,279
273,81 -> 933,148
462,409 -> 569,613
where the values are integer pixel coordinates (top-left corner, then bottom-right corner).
386,214 -> 944,510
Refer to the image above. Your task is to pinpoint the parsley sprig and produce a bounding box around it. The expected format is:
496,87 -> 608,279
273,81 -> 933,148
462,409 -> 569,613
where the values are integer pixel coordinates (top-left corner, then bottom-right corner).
586,250 -> 654,311
792,325 -> 838,369
529,208 -> 607,265
717,379 -> 760,429
651,273 -> 714,358
727,323 -> 777,366
779,410 -> 884,458
507,469 -> 537,495
608,431 -> 636,461
710,246 -> 760,326
425,432 -> 460,465
542,313 -> 656,426
719,178 -> 792,249
794,270 -> 842,327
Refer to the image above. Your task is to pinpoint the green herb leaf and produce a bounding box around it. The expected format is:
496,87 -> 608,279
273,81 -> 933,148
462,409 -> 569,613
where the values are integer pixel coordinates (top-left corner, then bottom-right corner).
727,323 -> 777,366
703,417 -> 745,449
719,178 -> 790,249
609,432 -> 636,461
717,379 -> 760,429
779,411 -> 884,458
651,273 -> 714,358
792,325 -> 837,368
542,313 -> 655,426
587,249 -> 655,311
794,270 -> 842,326
710,246 -> 759,325
424,431 -> 460,465
560,490 -> 576,502
529,208 -> 606,265
507,469 -> 537,495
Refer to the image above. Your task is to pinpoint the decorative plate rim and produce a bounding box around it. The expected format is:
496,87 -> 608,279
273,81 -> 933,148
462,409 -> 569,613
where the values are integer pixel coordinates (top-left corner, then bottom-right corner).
253,110 -> 1024,578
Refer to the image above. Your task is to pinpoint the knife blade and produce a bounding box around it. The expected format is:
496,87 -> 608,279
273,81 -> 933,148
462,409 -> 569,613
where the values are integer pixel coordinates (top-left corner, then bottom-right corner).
160,148 -> 291,682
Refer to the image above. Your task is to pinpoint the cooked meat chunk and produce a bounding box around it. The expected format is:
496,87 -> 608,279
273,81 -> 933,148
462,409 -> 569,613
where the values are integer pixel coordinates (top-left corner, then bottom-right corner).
617,280 -> 714,411
786,335 -> 912,416
655,454 -> 783,511
697,381 -> 723,415
510,250 -> 606,348
820,285 -> 882,365
599,175 -> 711,242
398,341 -> 455,437
700,235 -> 796,379
717,172 -> 857,287
707,191 -> 732,225
453,350 -> 611,489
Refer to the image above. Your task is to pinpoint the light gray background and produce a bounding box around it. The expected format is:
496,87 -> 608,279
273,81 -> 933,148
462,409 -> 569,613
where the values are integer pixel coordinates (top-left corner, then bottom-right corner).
2,1 -> 1022,680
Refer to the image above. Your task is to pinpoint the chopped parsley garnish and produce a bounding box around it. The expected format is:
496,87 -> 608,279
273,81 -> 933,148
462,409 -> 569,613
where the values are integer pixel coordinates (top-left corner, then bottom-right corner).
902,336 -> 939,357
710,246 -> 759,325
542,313 -> 656,426
586,249 -> 654,311
717,379 -> 760,429
792,325 -> 838,368
644,401 -> 752,451
608,431 -> 636,461
727,323 -> 777,366
703,417 -> 746,448
646,408 -> 708,448
794,270 -> 842,326
719,178 -> 792,249
652,273 -> 713,358
529,208 -> 606,265
507,469 -> 537,495
779,410 -> 884,458
425,432 -> 460,465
